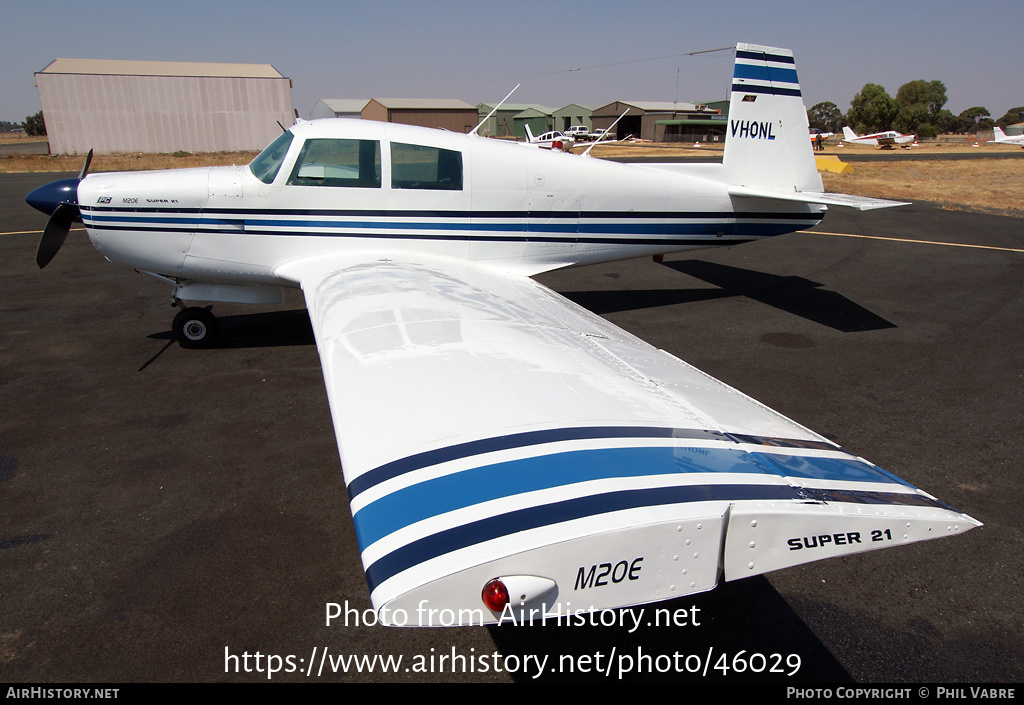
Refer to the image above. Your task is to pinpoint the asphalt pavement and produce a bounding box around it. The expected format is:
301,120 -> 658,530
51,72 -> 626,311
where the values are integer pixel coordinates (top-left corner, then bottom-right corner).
1,172 -> 1021,683
0,140 -> 49,155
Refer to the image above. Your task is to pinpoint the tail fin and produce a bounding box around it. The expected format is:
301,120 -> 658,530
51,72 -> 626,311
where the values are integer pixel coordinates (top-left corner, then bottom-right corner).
721,43 -> 820,193
721,44 -> 907,211
992,126 -> 1007,140
842,126 -> 859,141
524,124 -> 535,143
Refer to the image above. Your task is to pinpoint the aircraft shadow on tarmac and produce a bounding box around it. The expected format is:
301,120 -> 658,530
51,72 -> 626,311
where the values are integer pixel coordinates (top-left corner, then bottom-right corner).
563,260 -> 895,333
147,308 -> 316,349
488,575 -> 852,683
141,309 -> 314,370
142,259 -> 891,360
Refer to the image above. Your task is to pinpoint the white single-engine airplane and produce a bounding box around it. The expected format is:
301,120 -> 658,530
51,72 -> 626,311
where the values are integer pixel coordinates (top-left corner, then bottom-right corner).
989,126 -> 1024,147
523,124 -> 576,150
27,43 -> 978,626
842,125 -> 915,148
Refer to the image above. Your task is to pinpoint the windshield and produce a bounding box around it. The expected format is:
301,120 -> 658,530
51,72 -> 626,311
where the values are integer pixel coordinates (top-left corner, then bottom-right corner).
249,131 -> 294,184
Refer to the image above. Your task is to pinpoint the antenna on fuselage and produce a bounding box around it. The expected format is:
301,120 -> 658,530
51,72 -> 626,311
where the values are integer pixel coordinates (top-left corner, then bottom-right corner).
582,109 -> 629,157
470,84 -> 520,137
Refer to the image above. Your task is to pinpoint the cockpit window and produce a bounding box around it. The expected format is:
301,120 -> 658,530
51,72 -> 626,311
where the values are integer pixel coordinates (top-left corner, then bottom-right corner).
391,142 -> 463,190
286,139 -> 382,188
249,130 -> 294,184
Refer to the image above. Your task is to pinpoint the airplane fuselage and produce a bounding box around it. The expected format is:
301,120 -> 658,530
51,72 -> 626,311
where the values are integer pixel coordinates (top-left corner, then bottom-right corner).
77,119 -> 823,299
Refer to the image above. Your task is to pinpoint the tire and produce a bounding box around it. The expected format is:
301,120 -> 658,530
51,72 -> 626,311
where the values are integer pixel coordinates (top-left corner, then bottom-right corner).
172,307 -> 219,349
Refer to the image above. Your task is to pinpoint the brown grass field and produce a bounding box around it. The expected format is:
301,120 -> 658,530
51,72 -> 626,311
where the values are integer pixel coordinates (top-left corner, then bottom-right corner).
0,149 -> 258,173
4,136 -> 1023,215
590,139 -> 1024,214
0,133 -> 48,144
819,159 -> 1024,215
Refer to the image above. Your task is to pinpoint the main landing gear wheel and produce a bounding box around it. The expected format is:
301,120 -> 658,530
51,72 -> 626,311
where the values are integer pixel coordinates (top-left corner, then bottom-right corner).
172,307 -> 219,349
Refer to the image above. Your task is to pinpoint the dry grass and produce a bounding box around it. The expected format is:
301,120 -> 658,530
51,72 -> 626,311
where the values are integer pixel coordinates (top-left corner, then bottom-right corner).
821,159 -> 1024,213
585,140 -> 1024,214
0,150 -> 258,173
576,140 -> 725,158
578,137 -> 1024,158
586,139 -> 1024,214
816,140 -> 1023,156
4,138 -> 1023,215
0,134 -> 48,144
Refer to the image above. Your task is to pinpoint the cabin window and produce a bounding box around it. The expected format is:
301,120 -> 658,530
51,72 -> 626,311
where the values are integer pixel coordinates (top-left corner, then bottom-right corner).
286,139 -> 382,188
390,142 -> 463,191
249,131 -> 294,184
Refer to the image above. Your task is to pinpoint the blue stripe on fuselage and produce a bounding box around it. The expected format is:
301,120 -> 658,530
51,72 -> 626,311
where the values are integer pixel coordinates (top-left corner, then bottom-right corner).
82,210 -> 820,238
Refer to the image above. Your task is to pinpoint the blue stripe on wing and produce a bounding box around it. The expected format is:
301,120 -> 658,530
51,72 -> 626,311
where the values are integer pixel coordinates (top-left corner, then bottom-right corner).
353,444 -> 912,550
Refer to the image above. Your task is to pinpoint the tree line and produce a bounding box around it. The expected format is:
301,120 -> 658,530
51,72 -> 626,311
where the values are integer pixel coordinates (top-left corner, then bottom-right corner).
0,111 -> 47,135
807,80 -> 1023,139
23,111 -> 45,135
11,91 -> 1023,143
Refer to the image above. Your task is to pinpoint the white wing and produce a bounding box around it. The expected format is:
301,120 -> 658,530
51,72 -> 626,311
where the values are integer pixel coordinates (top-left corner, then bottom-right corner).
281,254 -> 979,625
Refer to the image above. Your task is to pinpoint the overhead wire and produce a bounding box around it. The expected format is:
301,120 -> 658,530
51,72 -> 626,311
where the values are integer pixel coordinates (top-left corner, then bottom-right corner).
433,46 -> 734,93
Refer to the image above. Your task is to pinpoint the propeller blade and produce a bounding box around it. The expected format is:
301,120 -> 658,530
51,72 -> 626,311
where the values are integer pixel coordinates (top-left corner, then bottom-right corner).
32,149 -> 91,268
36,202 -> 76,269
78,149 -> 93,180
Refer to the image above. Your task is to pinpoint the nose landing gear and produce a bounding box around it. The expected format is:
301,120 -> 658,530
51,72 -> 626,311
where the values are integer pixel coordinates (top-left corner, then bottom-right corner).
171,305 -> 219,349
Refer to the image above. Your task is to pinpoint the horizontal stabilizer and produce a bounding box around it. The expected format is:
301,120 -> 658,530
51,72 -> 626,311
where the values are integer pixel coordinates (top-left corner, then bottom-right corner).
729,185 -> 910,210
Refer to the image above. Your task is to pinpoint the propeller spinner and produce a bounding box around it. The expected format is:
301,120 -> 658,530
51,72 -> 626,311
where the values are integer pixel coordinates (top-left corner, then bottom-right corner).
26,149 -> 93,268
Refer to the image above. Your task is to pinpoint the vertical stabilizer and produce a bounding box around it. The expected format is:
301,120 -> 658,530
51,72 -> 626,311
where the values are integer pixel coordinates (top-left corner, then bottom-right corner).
722,43 -> 821,193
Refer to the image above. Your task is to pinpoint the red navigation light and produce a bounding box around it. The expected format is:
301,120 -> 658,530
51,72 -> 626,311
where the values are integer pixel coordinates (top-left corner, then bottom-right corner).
481,578 -> 510,612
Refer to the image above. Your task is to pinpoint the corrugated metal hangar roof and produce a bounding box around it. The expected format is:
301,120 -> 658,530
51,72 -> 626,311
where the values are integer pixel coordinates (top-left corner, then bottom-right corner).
38,58 -> 284,79
367,98 -> 476,110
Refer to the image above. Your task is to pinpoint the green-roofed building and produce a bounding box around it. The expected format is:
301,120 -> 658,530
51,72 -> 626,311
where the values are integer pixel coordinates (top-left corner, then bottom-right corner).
592,101 -> 725,142
475,103 -> 553,138
552,104 -> 600,133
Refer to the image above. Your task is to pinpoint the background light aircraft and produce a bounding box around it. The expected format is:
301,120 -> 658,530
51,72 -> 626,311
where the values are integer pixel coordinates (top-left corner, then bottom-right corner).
26,43 -> 978,626
842,125 -> 915,148
989,126 -> 1024,147
522,124 -> 575,150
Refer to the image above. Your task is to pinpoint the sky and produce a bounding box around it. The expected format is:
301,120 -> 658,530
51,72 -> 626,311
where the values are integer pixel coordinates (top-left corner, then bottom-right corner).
3,0 -> 1023,126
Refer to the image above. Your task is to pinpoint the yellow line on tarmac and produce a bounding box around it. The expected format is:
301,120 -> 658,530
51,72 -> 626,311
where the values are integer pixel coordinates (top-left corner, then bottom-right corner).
810,230 -> 1024,254
1,227 -> 86,236
3,227 -> 1021,254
